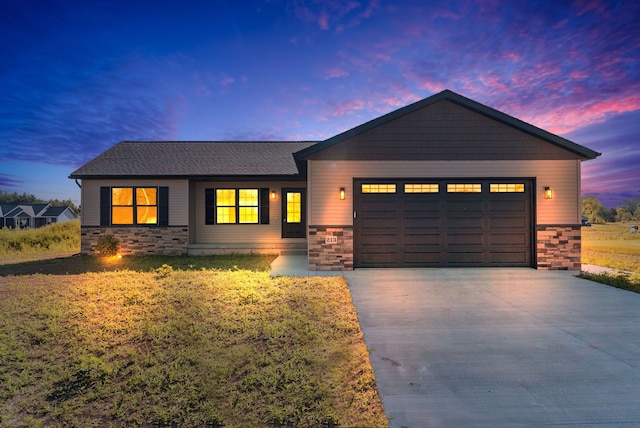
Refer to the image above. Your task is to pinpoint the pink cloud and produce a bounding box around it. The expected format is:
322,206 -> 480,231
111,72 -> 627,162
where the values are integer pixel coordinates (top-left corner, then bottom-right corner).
570,70 -> 589,79
323,67 -> 349,80
574,0 -> 608,16
220,75 -> 235,87
318,10 -> 329,30
332,98 -> 367,116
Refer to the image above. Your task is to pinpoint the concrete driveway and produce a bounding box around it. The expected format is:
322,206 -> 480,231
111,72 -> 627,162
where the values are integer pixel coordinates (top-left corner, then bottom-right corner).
345,268 -> 640,427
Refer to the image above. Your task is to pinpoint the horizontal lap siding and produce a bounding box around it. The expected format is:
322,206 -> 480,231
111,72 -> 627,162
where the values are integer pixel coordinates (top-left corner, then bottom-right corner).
81,179 -> 189,226
308,160 -> 580,226
191,181 -> 306,245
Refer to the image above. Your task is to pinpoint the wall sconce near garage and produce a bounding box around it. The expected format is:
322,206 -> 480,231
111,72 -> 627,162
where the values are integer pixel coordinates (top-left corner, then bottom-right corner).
340,187 -> 345,200
544,186 -> 553,199
271,190 -> 276,200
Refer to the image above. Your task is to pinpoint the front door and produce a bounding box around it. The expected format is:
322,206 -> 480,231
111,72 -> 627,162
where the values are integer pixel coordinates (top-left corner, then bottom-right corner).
282,188 -> 306,238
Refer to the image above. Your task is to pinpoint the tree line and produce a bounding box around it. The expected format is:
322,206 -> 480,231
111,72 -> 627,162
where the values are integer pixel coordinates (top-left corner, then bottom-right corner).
582,195 -> 640,224
0,189 -> 80,214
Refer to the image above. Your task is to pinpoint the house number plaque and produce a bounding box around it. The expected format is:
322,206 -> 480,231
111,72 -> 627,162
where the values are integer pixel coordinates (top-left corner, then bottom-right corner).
325,236 -> 338,244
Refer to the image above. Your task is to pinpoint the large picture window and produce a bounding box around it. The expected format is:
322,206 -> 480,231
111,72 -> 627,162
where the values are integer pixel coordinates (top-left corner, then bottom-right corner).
206,188 -> 269,225
100,186 -> 168,226
112,187 -> 158,225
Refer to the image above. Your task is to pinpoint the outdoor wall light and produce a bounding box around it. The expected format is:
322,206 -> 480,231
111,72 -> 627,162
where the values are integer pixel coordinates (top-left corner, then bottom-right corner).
271,190 -> 276,200
340,187 -> 345,200
544,186 -> 553,199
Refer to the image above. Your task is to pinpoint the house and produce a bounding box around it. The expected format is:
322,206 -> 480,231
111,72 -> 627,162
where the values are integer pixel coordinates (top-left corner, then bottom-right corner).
0,204 -> 78,229
69,90 -> 600,270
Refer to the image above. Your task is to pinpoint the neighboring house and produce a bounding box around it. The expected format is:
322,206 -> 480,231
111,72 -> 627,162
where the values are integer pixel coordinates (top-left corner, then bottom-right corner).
70,90 -> 600,270
0,204 -> 78,229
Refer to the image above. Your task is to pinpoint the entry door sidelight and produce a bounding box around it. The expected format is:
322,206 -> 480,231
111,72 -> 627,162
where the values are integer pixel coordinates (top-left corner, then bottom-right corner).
282,188 -> 306,238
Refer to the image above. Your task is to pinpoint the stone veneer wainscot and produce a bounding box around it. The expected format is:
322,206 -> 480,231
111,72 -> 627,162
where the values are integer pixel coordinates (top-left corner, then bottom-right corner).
308,226 -> 353,270
81,226 -> 189,256
536,225 -> 581,270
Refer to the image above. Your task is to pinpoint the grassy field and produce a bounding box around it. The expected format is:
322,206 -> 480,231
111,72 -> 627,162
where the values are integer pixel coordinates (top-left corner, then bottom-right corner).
581,222 -> 640,273
0,254 -> 387,427
0,221 -> 80,260
581,222 -> 640,291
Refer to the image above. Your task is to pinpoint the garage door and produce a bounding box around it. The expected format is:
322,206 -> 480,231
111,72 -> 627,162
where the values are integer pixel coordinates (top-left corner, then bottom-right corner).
353,179 -> 533,268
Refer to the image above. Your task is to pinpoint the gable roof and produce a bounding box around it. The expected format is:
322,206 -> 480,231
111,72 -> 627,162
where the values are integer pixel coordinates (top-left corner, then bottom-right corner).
43,206 -> 76,217
0,204 -> 51,218
295,89 -> 601,160
69,141 -> 317,179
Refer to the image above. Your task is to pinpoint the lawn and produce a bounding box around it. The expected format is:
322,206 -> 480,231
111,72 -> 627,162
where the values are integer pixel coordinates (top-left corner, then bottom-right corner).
0,255 -> 387,427
581,222 -> 640,273
580,222 -> 640,291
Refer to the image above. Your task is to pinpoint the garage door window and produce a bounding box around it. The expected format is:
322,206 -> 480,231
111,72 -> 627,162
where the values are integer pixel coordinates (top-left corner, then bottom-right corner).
447,183 -> 481,193
404,184 -> 439,193
361,184 -> 397,193
490,183 -> 525,192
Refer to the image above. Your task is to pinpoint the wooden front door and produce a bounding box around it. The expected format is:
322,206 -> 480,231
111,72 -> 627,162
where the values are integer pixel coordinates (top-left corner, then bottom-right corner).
282,188 -> 306,238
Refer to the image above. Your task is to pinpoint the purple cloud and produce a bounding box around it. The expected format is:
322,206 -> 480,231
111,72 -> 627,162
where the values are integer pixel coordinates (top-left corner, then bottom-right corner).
0,173 -> 23,188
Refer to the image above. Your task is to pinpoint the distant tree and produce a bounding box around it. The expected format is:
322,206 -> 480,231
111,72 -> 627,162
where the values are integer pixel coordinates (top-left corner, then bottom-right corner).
582,195 -> 612,224
0,189 -> 79,213
622,197 -> 639,216
0,190 -> 39,204
614,197 -> 640,222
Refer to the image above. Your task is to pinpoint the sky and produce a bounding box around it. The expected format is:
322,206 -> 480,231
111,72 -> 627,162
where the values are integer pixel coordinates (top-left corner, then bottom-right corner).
1,0 -> 638,208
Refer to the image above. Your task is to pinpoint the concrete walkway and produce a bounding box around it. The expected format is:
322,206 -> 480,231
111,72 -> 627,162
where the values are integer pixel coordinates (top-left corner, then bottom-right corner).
346,268 -> 640,427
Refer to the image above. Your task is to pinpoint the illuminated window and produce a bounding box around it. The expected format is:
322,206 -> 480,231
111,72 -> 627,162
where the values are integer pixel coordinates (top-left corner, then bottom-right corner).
490,183 -> 525,193
239,189 -> 259,224
112,187 -> 157,225
361,184 -> 397,193
287,192 -> 302,223
447,183 -> 482,193
216,189 -> 259,224
405,184 -> 439,193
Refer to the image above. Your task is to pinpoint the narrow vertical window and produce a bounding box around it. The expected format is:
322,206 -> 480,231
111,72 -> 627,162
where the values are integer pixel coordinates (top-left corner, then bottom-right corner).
112,187 -> 134,224
286,192 -> 302,223
216,189 -> 236,224
136,188 -> 157,224
238,189 -> 258,223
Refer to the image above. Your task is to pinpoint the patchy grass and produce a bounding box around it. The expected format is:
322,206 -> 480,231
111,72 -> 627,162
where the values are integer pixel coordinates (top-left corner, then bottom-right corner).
0,256 -> 387,427
581,222 -> 640,293
0,254 -> 276,276
582,222 -> 640,273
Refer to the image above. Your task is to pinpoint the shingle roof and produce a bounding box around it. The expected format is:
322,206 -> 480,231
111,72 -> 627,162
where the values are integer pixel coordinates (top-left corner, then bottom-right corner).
295,89 -> 601,160
69,141 -> 318,178
43,206 -> 71,217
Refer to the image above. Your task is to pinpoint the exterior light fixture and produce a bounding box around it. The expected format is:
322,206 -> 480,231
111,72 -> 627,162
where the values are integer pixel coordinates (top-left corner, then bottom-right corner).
271,190 -> 276,200
340,187 -> 345,200
544,186 -> 553,199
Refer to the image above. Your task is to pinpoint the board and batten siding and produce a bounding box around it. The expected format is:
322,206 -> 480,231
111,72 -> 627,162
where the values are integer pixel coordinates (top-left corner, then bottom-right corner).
191,181 -> 306,245
308,160 -> 581,226
80,179 -> 189,226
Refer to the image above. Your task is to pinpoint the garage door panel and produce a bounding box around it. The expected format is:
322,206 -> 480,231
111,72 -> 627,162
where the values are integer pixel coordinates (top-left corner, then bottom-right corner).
404,233 -> 441,245
447,217 -> 484,228
447,233 -> 484,244
360,234 -> 400,245
354,178 -> 532,268
489,252 -> 529,264
489,234 -> 527,245
490,200 -> 527,211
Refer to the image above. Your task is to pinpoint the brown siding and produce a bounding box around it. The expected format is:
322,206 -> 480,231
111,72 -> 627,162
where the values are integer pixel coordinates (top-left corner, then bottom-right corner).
308,160 -> 581,226
307,100 -> 582,161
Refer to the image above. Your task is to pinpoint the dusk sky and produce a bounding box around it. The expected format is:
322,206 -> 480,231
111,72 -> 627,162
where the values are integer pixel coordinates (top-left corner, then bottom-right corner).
1,0 -> 638,207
